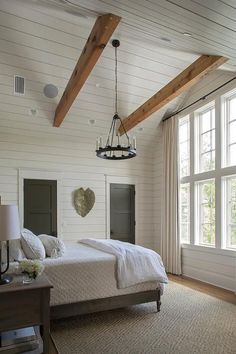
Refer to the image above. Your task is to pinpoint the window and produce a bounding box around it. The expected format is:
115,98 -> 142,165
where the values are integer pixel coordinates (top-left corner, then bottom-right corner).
178,88 -> 236,251
222,92 -> 236,167
196,179 -> 215,246
223,176 -> 236,249
179,116 -> 190,178
196,105 -> 215,173
179,183 -> 190,243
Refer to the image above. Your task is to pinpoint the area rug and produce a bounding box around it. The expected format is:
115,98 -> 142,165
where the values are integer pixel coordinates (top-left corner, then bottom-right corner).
51,281 -> 236,354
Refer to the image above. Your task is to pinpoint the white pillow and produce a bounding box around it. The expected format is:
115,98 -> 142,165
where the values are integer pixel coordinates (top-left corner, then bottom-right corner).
1,240 -> 26,263
21,228 -> 46,260
38,234 -> 66,257
10,239 -> 26,261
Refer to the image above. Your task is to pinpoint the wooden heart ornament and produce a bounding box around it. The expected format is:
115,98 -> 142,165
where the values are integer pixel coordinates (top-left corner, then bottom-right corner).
73,188 -> 95,217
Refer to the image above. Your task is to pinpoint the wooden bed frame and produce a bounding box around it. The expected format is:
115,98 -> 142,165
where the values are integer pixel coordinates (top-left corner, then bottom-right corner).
51,288 -> 161,320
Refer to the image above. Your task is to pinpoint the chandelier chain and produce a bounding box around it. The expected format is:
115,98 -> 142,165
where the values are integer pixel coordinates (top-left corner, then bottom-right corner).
115,45 -> 118,115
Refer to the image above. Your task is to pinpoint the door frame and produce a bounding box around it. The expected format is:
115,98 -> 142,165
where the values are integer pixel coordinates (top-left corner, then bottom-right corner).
105,175 -> 139,242
18,169 -> 62,237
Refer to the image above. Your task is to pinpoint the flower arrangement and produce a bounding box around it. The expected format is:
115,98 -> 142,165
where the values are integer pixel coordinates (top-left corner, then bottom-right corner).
20,260 -> 44,279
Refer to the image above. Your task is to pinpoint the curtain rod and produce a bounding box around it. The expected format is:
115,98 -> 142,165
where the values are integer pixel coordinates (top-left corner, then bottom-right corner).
162,76 -> 236,122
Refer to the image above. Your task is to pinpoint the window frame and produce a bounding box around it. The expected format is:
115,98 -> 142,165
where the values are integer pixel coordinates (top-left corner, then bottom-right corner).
178,85 -> 236,252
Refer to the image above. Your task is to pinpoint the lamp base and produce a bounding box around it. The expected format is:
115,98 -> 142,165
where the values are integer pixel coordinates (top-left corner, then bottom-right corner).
0,274 -> 13,285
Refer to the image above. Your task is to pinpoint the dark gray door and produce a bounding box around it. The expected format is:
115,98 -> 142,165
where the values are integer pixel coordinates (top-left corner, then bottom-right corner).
24,179 -> 57,236
110,183 -> 135,244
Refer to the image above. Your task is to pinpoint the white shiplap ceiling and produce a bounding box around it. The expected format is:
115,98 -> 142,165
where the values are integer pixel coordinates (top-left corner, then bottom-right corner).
0,0 -> 235,137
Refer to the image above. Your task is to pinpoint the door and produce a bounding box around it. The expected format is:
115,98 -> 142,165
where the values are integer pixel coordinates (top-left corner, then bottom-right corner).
24,179 -> 57,236
110,183 -> 135,244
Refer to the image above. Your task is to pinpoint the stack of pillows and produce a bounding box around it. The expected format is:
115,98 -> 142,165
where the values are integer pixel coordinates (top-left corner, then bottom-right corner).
4,228 -> 66,262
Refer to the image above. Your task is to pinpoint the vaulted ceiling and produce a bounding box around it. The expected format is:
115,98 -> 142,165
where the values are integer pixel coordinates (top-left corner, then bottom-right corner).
0,0 -> 235,141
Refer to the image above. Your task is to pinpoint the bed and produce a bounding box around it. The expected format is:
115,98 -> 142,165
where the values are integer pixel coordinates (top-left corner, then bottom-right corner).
40,242 -> 166,320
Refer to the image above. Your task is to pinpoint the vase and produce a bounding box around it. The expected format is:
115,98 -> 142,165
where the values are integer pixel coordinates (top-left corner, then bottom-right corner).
22,273 -> 34,284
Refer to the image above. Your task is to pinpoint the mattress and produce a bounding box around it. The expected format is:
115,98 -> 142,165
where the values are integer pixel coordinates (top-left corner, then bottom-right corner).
42,242 -> 162,306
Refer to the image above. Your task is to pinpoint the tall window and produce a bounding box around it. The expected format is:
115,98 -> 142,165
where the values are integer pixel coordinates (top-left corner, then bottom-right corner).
178,88 -> 236,251
196,105 -> 215,173
223,176 -> 236,249
222,93 -> 236,167
179,183 -> 190,243
196,179 -> 215,246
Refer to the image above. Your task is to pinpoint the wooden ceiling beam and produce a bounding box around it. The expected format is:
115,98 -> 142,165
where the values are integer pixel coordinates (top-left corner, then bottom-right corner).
118,55 -> 227,135
54,13 -> 121,127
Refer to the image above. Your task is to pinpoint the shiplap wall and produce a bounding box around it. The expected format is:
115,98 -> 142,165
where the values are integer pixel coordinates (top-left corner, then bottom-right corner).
175,71 -> 236,291
0,1 -> 164,250
0,116 -> 157,249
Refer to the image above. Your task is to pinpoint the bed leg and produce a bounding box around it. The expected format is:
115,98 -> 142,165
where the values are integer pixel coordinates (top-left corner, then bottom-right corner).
156,300 -> 161,312
156,288 -> 161,312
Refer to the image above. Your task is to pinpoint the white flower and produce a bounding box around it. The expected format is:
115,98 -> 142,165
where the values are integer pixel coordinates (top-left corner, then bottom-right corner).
20,260 -> 44,279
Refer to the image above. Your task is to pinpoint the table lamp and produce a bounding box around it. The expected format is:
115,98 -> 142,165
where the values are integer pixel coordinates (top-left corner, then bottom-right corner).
0,205 -> 21,285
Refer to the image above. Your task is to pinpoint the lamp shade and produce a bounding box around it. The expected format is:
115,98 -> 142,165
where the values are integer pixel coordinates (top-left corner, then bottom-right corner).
0,205 -> 21,241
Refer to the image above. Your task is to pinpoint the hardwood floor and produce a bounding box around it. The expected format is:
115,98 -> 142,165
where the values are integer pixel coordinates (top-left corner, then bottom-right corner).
168,274 -> 236,305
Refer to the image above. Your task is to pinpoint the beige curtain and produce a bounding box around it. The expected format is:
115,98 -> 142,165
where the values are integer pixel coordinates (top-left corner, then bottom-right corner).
161,116 -> 181,275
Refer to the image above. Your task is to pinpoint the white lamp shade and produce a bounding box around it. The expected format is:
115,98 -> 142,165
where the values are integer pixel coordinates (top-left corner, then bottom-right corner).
0,205 -> 21,241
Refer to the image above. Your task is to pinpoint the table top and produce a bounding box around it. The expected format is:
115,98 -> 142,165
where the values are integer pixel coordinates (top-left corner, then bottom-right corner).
0,274 -> 53,294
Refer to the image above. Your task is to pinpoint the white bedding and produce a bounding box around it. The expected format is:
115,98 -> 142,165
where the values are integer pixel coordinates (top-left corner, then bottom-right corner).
43,242 -> 163,306
8,241 -> 164,306
79,239 -> 168,288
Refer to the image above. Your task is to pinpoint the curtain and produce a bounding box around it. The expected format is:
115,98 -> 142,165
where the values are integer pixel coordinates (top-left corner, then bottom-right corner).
161,116 -> 181,275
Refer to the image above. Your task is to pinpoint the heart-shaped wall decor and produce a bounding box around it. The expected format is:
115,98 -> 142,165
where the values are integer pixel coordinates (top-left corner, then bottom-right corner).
73,188 -> 95,217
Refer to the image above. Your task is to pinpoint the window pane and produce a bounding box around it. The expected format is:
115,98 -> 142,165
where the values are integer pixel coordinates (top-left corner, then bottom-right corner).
201,151 -> 215,171
225,176 -> 236,249
180,183 -> 190,243
201,131 -> 211,153
229,226 -> 236,249
202,111 -> 211,132
229,120 -> 236,144
179,116 -> 190,178
198,180 -> 215,246
179,122 -> 188,142
229,97 -> 236,121
229,144 -> 236,166
223,93 -> 236,167
197,105 -> 215,173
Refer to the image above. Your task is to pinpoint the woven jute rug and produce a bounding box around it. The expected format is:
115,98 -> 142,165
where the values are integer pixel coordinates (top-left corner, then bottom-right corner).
51,281 -> 236,354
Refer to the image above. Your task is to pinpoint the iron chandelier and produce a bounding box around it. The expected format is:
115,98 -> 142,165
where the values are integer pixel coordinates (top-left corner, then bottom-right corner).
96,39 -> 136,160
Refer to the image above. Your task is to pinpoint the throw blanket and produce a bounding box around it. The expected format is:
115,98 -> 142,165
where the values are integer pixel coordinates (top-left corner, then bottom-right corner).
79,239 -> 168,289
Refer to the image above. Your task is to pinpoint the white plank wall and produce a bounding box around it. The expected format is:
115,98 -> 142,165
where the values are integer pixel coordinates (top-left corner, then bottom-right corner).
0,2 -> 163,250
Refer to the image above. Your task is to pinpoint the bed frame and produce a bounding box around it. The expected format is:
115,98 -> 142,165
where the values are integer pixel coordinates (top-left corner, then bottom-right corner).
51,288 -> 161,320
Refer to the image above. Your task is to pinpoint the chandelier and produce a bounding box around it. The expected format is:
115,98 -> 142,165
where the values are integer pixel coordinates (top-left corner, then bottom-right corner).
96,39 -> 136,160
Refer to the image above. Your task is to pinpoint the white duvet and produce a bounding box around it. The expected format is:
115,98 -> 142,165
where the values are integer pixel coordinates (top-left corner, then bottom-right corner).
9,241 -> 165,306
79,239 -> 168,288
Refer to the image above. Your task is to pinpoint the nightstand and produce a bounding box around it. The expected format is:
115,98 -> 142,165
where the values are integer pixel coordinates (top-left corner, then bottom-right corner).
0,274 -> 52,354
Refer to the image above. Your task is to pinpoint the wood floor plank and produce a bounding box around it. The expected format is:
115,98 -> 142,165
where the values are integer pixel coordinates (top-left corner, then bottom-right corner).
168,274 -> 236,305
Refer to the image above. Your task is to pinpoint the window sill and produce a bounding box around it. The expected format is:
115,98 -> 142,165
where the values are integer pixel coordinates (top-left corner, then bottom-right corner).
181,243 -> 236,258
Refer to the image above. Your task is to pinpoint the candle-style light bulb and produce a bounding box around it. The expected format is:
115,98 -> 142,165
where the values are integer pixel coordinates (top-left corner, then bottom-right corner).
132,136 -> 136,149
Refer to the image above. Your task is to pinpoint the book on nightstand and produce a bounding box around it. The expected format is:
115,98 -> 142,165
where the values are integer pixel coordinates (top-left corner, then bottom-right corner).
0,327 -> 39,354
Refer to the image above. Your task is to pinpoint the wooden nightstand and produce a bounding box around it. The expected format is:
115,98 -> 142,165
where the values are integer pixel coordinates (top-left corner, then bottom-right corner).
0,274 -> 52,354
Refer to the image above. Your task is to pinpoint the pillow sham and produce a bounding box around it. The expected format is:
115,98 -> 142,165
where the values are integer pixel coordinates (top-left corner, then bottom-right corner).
1,240 -> 26,263
21,228 -> 46,260
10,239 -> 26,261
38,234 -> 66,258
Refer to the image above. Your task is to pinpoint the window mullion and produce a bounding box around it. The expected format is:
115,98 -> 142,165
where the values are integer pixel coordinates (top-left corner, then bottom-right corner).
190,112 -> 195,245
215,96 -> 222,249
